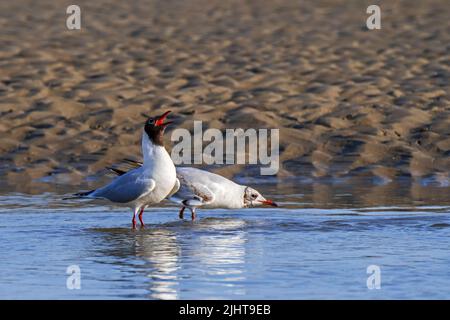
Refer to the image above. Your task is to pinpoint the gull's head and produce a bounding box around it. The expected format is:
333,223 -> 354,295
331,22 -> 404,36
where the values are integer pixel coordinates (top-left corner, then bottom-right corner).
144,110 -> 173,146
243,186 -> 278,208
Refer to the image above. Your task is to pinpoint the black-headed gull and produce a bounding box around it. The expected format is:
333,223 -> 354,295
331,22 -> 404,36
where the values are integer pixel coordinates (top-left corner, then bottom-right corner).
108,160 -> 278,220
67,111 -> 178,229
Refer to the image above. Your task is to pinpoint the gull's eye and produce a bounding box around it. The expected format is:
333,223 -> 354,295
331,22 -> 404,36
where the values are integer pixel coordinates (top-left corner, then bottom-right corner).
147,118 -> 155,124
251,194 -> 257,199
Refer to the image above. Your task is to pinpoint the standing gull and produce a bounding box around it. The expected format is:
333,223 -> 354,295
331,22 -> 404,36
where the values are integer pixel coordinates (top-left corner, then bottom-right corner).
67,111 -> 178,229
108,161 -> 278,220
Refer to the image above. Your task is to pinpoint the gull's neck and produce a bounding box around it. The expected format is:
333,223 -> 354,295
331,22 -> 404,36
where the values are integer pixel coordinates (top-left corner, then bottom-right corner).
224,184 -> 247,208
141,131 -> 167,166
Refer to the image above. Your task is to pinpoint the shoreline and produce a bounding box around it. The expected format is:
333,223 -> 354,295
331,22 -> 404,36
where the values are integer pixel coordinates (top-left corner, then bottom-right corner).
1,0 -> 449,186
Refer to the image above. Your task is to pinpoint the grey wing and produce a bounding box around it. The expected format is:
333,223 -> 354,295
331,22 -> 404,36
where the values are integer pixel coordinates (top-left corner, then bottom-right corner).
169,179 -> 215,207
92,171 -> 156,203
176,167 -> 231,186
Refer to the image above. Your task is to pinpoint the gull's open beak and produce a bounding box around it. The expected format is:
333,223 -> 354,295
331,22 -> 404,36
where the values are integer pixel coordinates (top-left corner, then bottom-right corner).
155,110 -> 172,127
260,199 -> 278,207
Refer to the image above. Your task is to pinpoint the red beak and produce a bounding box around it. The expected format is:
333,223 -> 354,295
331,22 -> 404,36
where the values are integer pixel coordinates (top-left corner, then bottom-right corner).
261,199 -> 278,207
155,110 -> 172,127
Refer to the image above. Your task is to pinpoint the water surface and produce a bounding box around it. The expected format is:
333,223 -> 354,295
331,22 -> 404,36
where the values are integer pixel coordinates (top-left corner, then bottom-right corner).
0,179 -> 449,299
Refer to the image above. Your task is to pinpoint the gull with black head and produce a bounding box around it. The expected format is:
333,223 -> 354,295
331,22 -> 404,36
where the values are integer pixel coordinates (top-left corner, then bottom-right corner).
66,111 -> 178,229
108,161 -> 278,220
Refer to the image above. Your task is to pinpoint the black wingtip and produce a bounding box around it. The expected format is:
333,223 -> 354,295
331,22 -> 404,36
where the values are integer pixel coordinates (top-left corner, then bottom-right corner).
63,189 -> 95,200
123,158 -> 143,167
106,166 -> 127,176
74,190 -> 95,197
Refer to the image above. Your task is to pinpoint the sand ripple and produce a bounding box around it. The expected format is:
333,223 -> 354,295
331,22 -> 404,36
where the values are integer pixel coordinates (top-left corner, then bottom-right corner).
0,0 -> 449,186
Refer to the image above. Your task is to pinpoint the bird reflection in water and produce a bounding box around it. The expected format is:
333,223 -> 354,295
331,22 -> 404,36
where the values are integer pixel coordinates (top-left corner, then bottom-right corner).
92,227 -> 180,299
133,229 -> 180,300
188,218 -> 247,296
93,217 -> 249,299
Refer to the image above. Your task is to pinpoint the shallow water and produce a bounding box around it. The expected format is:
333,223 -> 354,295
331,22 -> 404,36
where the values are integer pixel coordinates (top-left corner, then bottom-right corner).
1,180 -> 450,299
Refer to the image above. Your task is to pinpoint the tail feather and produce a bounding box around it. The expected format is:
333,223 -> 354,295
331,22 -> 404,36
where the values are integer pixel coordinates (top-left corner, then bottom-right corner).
62,189 -> 95,200
123,158 -> 143,167
74,190 -> 95,197
104,159 -> 141,177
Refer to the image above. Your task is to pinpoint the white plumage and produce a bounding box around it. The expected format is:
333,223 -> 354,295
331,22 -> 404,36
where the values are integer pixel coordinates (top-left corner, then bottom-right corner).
67,111 -> 177,228
109,161 -> 278,220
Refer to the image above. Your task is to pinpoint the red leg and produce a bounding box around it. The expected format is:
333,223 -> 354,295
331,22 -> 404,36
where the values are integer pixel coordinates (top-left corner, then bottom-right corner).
191,209 -> 196,221
132,214 -> 137,229
179,207 -> 185,219
138,207 -> 145,228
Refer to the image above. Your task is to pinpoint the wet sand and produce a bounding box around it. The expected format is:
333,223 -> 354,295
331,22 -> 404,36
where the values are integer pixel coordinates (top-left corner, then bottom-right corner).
0,0 -> 449,191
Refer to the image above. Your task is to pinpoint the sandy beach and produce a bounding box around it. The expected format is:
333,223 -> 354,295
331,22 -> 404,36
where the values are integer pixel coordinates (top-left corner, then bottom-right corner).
0,0 -> 449,191
2,1 -> 450,302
